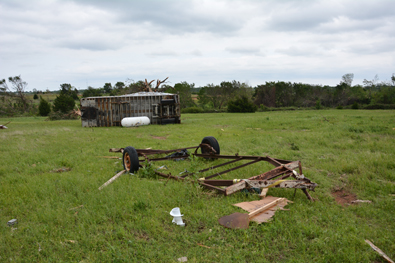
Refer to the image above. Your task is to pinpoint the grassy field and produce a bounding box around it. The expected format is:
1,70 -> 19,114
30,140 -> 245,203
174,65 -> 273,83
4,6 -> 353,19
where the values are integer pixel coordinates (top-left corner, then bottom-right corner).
1,110 -> 394,262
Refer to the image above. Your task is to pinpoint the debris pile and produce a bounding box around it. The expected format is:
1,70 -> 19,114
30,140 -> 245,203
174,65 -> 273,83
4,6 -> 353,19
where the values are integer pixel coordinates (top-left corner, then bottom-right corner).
101,136 -> 318,229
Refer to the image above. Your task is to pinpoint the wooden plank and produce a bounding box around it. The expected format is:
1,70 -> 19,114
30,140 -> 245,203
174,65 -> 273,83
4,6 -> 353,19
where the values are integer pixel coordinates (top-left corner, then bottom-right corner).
260,188 -> 268,199
98,170 -> 126,190
365,240 -> 394,263
199,182 -> 226,194
225,161 -> 300,195
248,198 -> 284,218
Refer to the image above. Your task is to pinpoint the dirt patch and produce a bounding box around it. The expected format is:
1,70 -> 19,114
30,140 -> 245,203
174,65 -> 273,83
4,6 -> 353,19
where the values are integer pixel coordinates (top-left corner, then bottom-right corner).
332,189 -> 357,206
131,230 -> 150,241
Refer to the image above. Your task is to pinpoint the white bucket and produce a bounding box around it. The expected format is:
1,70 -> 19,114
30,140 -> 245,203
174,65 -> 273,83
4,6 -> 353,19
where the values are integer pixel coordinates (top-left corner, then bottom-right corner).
121,116 -> 150,127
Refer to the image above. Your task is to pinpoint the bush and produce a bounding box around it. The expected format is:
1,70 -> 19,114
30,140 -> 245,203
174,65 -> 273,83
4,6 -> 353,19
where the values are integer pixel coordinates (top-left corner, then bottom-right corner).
53,93 -> 75,113
33,94 -> 38,100
38,97 -> 51,116
315,99 -> 322,109
227,96 -> 257,113
363,104 -> 395,110
47,110 -> 80,121
181,107 -> 204,113
336,105 -> 343,109
259,104 -> 269,111
351,102 -> 359,109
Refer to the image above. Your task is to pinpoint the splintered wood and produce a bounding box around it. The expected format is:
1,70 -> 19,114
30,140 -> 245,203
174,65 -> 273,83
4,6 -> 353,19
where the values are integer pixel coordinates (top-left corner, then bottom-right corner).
233,196 -> 291,224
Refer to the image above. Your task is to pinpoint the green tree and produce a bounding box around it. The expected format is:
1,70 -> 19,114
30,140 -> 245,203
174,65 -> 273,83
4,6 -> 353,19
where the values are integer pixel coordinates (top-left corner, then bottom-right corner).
53,93 -> 75,113
38,96 -> 51,116
103,83 -> 113,94
82,86 -> 102,98
60,83 -> 79,100
171,82 -> 195,109
0,75 -> 30,113
227,96 -> 257,113
33,94 -> 39,100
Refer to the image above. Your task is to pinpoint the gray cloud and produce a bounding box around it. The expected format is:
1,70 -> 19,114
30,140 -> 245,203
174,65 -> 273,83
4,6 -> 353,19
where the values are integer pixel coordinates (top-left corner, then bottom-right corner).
0,0 -> 394,91
225,47 -> 262,55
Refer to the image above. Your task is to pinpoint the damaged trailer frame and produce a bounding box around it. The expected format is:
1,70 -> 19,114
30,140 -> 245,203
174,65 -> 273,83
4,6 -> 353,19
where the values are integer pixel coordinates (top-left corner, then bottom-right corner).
109,136 -> 317,200
80,92 -> 181,127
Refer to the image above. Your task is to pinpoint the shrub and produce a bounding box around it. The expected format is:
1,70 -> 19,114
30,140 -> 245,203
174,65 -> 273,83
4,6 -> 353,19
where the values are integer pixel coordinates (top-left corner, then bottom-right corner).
363,104 -> 395,110
259,104 -> 269,111
315,99 -> 322,109
336,105 -> 343,109
53,93 -> 75,113
351,102 -> 359,109
38,97 -> 51,116
227,96 -> 257,113
181,107 -> 204,113
33,94 -> 38,100
47,110 -> 80,121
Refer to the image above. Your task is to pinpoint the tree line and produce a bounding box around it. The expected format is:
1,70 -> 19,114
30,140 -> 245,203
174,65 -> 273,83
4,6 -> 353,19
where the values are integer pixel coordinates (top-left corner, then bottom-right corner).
1,73 -> 395,117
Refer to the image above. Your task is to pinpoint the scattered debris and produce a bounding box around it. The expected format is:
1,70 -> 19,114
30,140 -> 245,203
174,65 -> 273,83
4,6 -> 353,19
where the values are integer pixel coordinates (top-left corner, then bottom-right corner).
165,149 -> 189,161
110,136 -> 318,201
170,207 -> 185,227
351,200 -> 372,204
179,169 -> 189,175
7,219 -> 17,226
98,156 -> 120,159
53,167 -> 71,173
177,257 -> 188,262
66,240 -> 77,244
69,205 -> 84,210
233,196 -> 291,224
197,243 -> 211,249
98,170 -> 126,190
71,108 -> 81,117
219,198 -> 285,229
157,165 -> 168,170
260,188 -> 269,199
365,239 -> 394,263
0,121 -> 11,129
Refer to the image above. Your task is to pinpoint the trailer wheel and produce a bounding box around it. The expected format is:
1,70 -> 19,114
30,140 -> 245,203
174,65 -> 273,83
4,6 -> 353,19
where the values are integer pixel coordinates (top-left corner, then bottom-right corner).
201,136 -> 220,155
123,146 -> 140,173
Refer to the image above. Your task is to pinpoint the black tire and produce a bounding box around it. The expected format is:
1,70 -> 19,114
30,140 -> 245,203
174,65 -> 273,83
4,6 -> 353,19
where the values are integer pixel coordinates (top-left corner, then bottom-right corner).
200,136 -> 220,155
123,146 -> 140,173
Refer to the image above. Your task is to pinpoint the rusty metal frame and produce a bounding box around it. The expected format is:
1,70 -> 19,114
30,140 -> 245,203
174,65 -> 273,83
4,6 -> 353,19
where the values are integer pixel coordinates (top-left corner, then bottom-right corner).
109,143 -> 317,200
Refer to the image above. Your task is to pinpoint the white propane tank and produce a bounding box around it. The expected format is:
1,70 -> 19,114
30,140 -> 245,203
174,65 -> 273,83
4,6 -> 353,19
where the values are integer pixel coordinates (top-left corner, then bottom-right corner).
121,116 -> 150,127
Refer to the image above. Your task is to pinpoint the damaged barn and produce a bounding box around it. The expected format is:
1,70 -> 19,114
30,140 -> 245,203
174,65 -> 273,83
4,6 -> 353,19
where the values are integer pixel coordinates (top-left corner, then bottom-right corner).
80,92 -> 181,127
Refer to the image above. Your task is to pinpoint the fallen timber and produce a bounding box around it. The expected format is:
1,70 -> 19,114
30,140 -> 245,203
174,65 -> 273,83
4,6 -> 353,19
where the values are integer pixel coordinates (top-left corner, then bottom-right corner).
109,136 -> 318,200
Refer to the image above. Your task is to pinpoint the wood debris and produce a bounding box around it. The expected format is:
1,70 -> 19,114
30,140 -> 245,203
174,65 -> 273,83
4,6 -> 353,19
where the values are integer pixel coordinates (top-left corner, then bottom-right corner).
233,196 -> 291,224
365,239 -> 394,263
98,170 -> 126,190
351,200 -> 372,204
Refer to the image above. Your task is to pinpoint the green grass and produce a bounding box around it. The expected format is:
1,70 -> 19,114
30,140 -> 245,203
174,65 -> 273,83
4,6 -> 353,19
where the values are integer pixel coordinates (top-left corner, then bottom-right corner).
1,110 -> 395,262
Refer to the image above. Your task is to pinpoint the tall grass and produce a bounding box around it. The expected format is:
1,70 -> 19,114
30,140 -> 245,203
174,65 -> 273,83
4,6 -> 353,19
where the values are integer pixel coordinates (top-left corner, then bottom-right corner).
0,110 -> 394,262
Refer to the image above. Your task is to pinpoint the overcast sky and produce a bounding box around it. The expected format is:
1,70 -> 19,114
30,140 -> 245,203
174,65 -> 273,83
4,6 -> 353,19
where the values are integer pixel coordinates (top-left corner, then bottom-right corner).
1,0 -> 394,91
